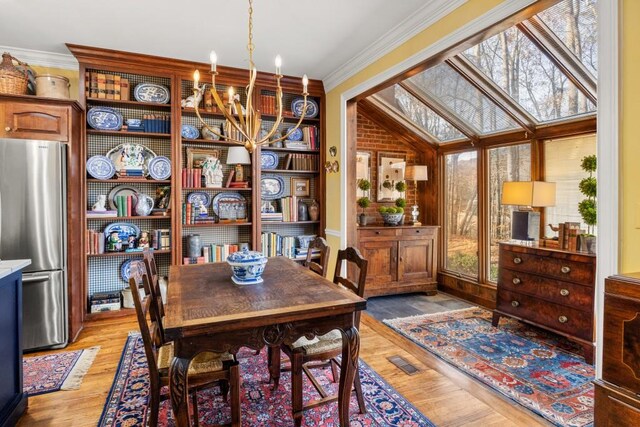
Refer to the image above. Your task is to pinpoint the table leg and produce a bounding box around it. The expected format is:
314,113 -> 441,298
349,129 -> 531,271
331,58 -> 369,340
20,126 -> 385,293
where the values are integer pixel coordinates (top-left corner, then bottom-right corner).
170,355 -> 191,427
268,345 -> 281,390
339,326 -> 360,426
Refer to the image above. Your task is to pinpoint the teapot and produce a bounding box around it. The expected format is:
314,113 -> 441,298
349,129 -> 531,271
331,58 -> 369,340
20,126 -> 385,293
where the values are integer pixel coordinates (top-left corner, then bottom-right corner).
135,193 -> 154,216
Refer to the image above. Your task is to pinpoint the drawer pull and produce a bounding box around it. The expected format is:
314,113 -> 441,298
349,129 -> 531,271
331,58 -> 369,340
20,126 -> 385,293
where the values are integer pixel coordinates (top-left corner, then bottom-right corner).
560,289 -> 570,296
513,257 -> 522,264
558,315 -> 568,324
511,300 -> 520,307
512,278 -> 522,285
4,126 -> 11,132
561,266 -> 571,274
416,230 -> 420,233
375,231 -> 380,235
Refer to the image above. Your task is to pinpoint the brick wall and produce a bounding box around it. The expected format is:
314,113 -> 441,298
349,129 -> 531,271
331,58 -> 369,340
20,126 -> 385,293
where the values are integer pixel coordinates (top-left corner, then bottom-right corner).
356,112 -> 420,223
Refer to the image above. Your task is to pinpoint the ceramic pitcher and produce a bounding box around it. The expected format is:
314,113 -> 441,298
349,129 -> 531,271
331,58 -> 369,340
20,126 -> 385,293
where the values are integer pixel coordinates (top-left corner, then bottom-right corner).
135,193 -> 154,216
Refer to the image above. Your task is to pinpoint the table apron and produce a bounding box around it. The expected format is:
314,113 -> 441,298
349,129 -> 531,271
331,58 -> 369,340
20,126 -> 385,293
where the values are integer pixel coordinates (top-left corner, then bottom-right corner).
172,313 -> 356,358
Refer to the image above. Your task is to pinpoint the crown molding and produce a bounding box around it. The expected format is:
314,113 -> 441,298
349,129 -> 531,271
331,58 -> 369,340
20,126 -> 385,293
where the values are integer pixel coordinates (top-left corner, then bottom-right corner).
0,45 -> 78,70
322,0 -> 467,92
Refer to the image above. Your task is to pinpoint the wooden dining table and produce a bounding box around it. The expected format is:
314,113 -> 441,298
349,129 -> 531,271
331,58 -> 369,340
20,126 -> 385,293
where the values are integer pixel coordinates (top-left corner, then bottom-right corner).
164,256 -> 367,427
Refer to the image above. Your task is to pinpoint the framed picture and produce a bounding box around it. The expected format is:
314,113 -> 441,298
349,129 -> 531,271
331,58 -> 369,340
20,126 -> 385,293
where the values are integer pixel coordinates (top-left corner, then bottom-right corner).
356,151 -> 372,198
186,148 -> 221,169
291,177 -> 310,197
377,152 -> 406,202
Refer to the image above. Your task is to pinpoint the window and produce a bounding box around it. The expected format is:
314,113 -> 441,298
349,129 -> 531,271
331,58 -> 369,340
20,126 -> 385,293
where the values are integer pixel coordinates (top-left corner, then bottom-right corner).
544,134 -> 596,237
487,144 -> 532,281
444,151 -> 478,277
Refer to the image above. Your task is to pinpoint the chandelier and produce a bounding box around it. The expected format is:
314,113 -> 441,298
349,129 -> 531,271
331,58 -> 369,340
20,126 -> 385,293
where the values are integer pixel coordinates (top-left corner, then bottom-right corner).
192,0 -> 309,153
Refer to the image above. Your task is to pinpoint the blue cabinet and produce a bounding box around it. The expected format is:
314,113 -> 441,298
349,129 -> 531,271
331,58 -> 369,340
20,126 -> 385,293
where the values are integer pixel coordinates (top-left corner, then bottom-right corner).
0,270 -> 27,426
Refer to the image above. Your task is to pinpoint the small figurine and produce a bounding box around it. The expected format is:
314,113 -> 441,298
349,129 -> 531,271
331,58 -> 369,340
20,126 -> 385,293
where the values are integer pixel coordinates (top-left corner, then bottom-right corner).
127,235 -> 137,250
202,154 -> 224,188
106,231 -> 122,252
92,195 -> 107,212
181,85 -> 206,109
138,231 -> 150,249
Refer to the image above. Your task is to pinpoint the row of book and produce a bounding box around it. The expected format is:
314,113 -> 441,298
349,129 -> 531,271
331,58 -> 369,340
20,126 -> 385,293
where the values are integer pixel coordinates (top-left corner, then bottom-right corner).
557,222 -> 584,252
183,243 -> 243,264
282,153 -> 318,171
89,291 -> 121,313
85,72 -> 131,101
278,196 -> 300,222
183,202 -> 215,224
182,168 -> 204,188
260,232 -> 320,260
85,228 -> 170,254
301,126 -> 319,150
115,195 -> 135,216
259,94 -> 294,117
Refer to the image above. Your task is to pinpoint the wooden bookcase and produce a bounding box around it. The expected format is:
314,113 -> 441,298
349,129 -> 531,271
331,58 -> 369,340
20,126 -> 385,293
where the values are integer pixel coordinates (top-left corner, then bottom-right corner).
68,45 -> 325,322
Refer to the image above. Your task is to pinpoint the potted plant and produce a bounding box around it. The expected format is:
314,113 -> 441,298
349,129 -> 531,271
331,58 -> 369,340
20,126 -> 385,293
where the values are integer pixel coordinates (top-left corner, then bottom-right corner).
356,196 -> 370,226
578,155 -> 597,254
395,197 -> 406,224
378,206 -> 404,226
395,180 -> 407,194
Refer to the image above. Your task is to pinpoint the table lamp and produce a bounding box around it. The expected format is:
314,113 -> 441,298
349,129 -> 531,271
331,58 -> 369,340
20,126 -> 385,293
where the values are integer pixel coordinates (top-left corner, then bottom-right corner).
226,146 -> 251,182
405,165 -> 428,225
501,181 -> 556,241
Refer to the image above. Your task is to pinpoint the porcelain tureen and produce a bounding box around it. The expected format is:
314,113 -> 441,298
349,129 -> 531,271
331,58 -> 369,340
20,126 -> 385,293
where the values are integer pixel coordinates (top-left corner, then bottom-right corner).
226,248 -> 268,285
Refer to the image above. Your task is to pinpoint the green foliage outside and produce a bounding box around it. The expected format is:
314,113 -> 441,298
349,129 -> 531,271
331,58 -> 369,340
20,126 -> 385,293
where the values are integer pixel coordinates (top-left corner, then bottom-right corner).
578,155 -> 597,234
447,252 -> 479,277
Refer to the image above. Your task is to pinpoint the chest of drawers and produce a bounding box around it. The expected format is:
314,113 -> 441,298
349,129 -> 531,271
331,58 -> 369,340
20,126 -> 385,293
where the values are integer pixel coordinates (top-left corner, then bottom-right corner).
492,243 -> 596,363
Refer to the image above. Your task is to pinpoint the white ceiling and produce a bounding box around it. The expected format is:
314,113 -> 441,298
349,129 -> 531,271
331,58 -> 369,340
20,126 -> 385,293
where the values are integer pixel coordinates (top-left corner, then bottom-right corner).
0,0 -> 429,80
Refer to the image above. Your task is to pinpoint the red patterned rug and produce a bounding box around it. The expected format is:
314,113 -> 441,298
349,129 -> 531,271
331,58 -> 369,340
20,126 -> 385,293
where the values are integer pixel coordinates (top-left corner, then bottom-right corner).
23,347 -> 100,396
384,307 -> 594,427
99,333 -> 435,426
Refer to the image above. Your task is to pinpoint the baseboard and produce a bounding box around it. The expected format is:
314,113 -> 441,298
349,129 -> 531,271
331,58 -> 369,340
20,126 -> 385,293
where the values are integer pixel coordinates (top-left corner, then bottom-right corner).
437,272 -> 496,309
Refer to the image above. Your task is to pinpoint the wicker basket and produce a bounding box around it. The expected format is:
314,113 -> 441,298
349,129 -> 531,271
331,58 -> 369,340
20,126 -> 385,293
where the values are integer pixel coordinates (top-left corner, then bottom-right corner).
0,52 -> 28,95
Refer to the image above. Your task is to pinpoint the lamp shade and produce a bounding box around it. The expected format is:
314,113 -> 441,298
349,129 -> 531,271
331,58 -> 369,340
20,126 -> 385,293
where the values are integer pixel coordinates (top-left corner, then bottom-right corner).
226,146 -> 251,165
405,165 -> 428,181
501,181 -> 556,207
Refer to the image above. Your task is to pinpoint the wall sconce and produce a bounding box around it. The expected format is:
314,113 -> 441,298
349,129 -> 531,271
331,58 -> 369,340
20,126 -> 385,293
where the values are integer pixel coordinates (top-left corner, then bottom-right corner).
325,145 -> 339,173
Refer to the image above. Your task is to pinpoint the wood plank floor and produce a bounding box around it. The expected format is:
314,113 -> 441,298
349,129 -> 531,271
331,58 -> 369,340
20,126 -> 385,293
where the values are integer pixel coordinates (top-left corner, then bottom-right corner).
18,311 -> 550,426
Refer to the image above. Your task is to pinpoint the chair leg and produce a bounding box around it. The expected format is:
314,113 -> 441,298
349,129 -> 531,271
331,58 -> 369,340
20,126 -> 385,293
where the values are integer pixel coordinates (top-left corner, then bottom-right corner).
220,379 -> 229,402
330,358 -> 339,383
192,389 -> 199,427
268,346 -> 281,390
230,363 -> 241,427
291,352 -> 304,427
148,382 -> 160,427
354,366 -> 367,414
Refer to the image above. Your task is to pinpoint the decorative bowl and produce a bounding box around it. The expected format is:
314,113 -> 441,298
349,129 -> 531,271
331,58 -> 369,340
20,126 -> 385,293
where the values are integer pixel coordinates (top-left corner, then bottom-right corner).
226,248 -> 268,285
380,212 -> 404,226
126,118 -> 142,127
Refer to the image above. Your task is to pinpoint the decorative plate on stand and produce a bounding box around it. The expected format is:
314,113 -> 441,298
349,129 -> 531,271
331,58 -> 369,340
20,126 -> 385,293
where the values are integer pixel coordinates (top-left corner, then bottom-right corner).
133,83 -> 170,104
260,151 -> 279,170
260,175 -> 285,200
86,155 -> 116,180
121,259 -> 146,283
286,126 -> 303,141
148,156 -> 171,180
103,222 -> 141,240
106,143 -> 157,176
291,97 -> 318,118
181,125 -> 200,139
187,191 -> 212,208
87,106 -> 123,131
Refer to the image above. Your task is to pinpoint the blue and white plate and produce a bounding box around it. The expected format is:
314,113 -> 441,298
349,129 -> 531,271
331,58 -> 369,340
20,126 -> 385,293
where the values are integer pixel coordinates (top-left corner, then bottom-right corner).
260,175 -> 285,200
286,126 -> 303,141
260,151 -> 279,170
86,155 -> 116,180
133,83 -> 170,104
87,106 -> 123,131
181,124 -> 200,140
121,259 -> 146,283
291,97 -> 318,118
104,222 -> 141,240
148,156 -> 171,180
212,192 -> 246,216
187,191 -> 211,208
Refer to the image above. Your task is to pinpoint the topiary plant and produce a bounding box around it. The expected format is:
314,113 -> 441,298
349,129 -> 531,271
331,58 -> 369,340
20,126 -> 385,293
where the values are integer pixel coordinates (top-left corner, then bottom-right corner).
357,178 -> 371,192
578,155 -> 596,235
356,196 -> 370,213
395,198 -> 406,208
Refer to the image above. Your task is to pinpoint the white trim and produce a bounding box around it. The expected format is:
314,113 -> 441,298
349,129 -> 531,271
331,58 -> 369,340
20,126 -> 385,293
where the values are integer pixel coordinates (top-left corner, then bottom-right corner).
339,0 -> 537,256
595,0 -> 619,379
323,0 -> 468,92
0,46 -> 78,70
324,229 -> 342,239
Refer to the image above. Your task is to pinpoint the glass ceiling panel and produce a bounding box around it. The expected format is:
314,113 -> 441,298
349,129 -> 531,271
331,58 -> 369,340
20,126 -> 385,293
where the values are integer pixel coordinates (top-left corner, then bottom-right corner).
537,0 -> 598,76
406,63 -> 521,135
463,27 -> 596,123
375,85 -> 466,142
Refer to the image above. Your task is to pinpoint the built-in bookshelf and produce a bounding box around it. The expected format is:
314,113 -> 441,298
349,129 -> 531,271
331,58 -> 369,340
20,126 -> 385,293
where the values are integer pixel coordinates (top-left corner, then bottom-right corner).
70,45 -> 325,320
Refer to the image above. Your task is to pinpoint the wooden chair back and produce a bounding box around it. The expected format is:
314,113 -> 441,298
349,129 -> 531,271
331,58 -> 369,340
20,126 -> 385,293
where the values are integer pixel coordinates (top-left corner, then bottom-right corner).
333,247 -> 368,298
130,274 -> 162,385
143,250 -> 166,342
305,237 -> 331,278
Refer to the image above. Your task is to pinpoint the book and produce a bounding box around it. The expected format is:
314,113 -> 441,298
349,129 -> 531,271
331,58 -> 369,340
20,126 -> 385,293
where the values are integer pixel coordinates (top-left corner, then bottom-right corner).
96,73 -> 107,99
120,78 -> 130,101
105,74 -> 114,100
225,169 -> 235,187
114,75 -> 121,100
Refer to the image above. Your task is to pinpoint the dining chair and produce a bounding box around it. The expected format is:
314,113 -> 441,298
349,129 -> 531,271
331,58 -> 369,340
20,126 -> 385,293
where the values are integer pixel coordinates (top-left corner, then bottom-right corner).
270,246 -> 368,427
130,274 -> 241,427
142,249 -> 166,343
304,236 -> 331,278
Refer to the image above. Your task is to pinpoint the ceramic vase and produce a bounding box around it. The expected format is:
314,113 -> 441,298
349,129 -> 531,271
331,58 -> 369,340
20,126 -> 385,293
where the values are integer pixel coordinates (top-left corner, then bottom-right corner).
298,200 -> 309,221
187,234 -> 201,258
308,200 -> 320,221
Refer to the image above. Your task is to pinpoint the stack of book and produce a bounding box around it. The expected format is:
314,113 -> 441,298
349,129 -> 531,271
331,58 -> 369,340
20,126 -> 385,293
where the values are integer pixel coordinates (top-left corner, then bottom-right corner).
89,291 -> 121,313
86,210 -> 117,219
262,232 -> 285,257
86,229 -> 105,254
294,247 -> 321,261
225,120 -> 246,142
261,212 -> 283,222
229,181 -> 249,188
150,229 -> 171,250
282,153 -> 318,171
115,195 -> 135,216
85,72 -> 130,100
182,202 -> 216,224
557,222 -> 584,251
182,168 -> 203,188
279,196 -> 299,222
260,94 -> 276,115
302,126 -> 319,150
184,243 -> 242,264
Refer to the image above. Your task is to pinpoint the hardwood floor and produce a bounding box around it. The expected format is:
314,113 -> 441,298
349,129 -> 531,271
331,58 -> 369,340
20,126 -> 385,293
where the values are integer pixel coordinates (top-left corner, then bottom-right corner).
19,303 -> 550,426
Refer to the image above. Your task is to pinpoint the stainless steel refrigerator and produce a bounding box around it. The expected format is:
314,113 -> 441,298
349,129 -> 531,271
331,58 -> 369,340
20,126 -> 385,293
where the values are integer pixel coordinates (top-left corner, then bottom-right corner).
0,138 -> 67,351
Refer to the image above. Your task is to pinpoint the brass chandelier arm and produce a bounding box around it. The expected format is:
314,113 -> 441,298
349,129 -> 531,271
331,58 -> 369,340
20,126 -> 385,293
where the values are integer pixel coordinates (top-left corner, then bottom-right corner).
268,96 -> 309,144
192,103 -> 244,144
207,80 -> 253,142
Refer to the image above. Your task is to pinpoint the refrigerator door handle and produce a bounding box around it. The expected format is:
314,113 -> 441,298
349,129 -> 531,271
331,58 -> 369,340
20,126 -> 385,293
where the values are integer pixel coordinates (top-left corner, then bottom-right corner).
0,189 -> 2,259
22,275 -> 51,283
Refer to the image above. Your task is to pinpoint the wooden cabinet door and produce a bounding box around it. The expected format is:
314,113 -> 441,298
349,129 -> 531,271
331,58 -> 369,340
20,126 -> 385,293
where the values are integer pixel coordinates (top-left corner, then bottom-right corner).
359,240 -> 397,285
1,102 -> 69,141
398,239 -> 435,282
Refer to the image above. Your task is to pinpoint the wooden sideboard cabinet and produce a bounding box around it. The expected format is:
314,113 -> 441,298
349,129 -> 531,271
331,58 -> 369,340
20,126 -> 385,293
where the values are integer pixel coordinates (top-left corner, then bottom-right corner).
357,225 -> 439,297
594,274 -> 640,426
493,242 -> 596,363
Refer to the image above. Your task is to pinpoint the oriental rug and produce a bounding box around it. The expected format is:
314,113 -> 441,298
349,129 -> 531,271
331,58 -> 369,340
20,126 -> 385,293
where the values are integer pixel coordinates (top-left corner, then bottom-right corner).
98,332 -> 435,426
384,307 -> 594,427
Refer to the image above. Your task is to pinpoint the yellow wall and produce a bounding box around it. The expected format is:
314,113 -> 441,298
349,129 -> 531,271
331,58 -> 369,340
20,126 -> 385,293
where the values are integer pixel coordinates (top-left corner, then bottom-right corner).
323,0 -> 507,268
31,66 -> 80,100
620,0 -> 640,272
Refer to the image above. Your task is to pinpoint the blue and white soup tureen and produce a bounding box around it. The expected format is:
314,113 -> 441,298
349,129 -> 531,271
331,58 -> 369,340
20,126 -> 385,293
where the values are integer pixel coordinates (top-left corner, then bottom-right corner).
226,248 -> 268,285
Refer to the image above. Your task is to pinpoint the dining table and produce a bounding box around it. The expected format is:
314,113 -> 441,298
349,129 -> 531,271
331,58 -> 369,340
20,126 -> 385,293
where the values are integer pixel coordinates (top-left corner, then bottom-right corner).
164,256 -> 367,427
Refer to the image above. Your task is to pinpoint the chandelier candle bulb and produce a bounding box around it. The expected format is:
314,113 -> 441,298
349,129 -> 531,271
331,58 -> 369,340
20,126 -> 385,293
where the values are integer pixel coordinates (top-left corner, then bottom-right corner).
193,70 -> 200,89
228,87 -> 234,104
209,50 -> 217,72
303,74 -> 308,93
275,55 -> 282,75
